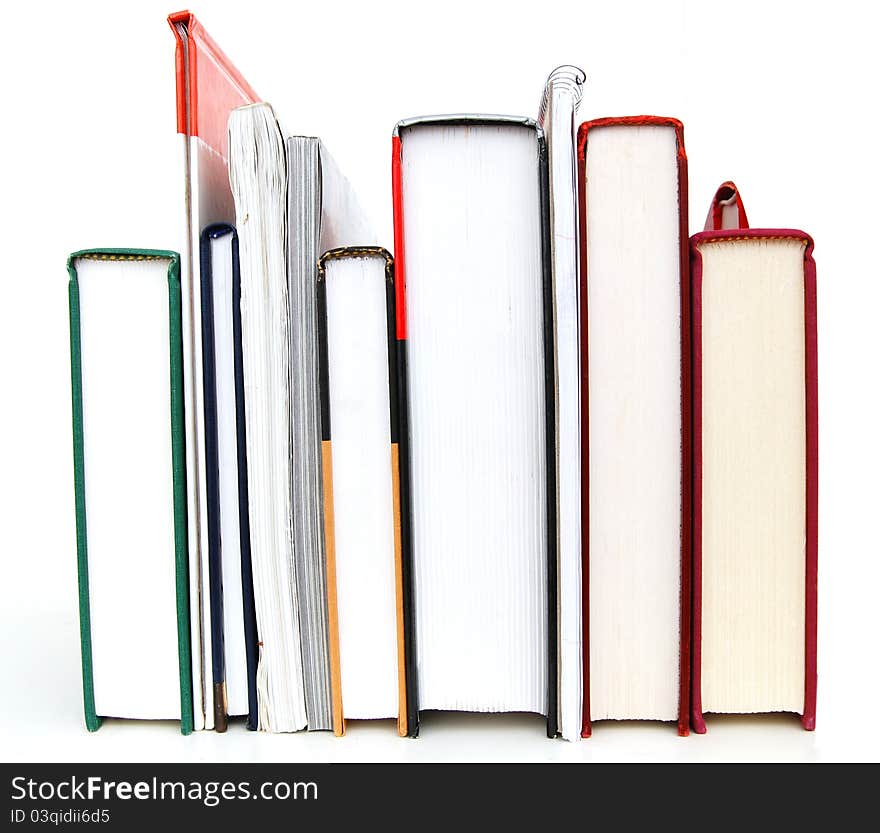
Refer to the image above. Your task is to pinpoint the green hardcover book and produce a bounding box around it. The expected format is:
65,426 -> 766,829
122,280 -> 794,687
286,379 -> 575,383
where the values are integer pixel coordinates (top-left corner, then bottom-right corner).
68,249 -> 192,734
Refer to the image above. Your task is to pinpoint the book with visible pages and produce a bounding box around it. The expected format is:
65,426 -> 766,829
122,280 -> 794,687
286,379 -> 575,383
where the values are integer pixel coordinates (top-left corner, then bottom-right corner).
199,224 -> 258,731
315,247 -> 417,737
228,102 -> 307,732
537,66 -> 586,741
578,116 -> 691,735
690,182 -> 817,732
287,137 -> 375,732
228,103 -> 375,732
68,249 -> 192,734
169,11 -> 259,731
391,115 -> 556,735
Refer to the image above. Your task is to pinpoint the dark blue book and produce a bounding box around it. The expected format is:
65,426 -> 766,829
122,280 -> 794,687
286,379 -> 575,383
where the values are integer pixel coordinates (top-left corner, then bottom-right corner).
200,224 -> 258,731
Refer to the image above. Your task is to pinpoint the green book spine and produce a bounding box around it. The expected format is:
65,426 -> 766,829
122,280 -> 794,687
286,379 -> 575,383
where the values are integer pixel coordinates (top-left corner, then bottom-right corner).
67,249 -> 193,735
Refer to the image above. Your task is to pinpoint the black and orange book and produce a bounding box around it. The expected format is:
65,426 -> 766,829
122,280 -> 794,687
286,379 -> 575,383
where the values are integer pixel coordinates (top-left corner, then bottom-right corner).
316,247 -> 417,737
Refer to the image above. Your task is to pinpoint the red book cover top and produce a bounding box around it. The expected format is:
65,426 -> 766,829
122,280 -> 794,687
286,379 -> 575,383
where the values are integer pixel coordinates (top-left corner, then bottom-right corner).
168,10 -> 259,159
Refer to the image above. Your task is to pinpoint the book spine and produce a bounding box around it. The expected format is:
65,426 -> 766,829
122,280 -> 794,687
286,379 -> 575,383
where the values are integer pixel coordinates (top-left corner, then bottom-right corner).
383,259 -> 419,740
168,12 -> 190,136
690,240 -> 706,734
803,245 -> 818,732
391,137 -> 420,737
315,274 -> 345,737
230,230 -> 260,731
199,226 -> 228,734
575,131 -> 592,739
674,125 -> 692,738
67,260 -> 101,733
168,253 -> 195,737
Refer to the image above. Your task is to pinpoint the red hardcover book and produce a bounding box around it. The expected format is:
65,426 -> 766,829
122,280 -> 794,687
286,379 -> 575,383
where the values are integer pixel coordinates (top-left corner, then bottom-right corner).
168,10 -> 258,732
690,183 -> 817,733
577,116 -> 691,736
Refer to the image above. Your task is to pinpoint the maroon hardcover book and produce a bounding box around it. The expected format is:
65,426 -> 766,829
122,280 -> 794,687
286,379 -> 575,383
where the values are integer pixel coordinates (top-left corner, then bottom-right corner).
577,117 -> 691,737
690,183 -> 817,733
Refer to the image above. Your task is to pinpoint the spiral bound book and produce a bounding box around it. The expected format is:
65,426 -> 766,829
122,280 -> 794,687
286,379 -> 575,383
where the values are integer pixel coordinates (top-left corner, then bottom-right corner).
537,67 -> 586,742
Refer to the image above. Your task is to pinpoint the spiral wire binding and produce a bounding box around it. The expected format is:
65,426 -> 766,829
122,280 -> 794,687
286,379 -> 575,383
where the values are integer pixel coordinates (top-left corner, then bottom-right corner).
538,65 -> 586,128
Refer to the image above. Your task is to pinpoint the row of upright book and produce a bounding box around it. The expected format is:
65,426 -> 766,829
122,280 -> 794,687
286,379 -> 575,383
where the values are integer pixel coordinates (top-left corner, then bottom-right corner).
68,11 -> 817,740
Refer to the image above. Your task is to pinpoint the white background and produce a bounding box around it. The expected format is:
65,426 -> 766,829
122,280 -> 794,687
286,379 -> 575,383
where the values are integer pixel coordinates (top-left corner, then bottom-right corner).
1,0 -> 877,763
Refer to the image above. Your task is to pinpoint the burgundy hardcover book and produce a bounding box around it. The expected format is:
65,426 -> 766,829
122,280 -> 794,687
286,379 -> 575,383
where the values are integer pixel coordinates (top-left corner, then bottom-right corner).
690,182 -> 817,732
577,117 -> 691,736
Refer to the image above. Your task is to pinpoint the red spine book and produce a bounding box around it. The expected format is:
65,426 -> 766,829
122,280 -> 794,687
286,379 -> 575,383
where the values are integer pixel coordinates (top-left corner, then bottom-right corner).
389,133 -> 419,736
577,116 -> 691,737
690,183 -> 817,733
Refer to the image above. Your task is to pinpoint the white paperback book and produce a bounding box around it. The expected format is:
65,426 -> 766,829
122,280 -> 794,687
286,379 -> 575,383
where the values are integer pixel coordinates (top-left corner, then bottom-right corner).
228,103 -> 308,731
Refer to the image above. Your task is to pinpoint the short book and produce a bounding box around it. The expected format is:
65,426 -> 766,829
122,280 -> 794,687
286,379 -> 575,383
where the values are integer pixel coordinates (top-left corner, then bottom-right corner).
690,183 -> 818,732
68,249 -> 192,734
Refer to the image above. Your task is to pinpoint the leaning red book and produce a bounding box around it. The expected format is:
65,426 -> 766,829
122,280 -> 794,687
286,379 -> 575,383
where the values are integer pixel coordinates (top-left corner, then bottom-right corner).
168,10 -> 259,732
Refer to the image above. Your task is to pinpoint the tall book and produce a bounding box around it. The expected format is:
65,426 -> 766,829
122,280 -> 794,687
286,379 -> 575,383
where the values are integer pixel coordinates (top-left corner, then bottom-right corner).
392,115 -> 556,734
316,247 -> 417,737
68,249 -> 192,734
168,11 -> 259,731
690,183 -> 818,732
577,116 -> 691,735
537,66 -> 586,741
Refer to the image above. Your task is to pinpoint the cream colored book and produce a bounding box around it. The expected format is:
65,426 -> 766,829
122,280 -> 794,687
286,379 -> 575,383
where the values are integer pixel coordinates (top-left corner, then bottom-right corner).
691,182 -> 818,733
